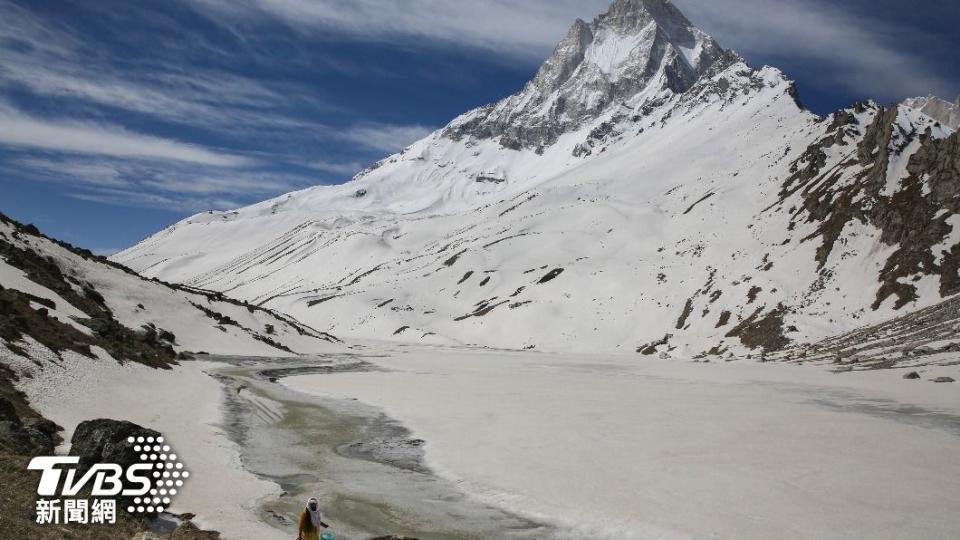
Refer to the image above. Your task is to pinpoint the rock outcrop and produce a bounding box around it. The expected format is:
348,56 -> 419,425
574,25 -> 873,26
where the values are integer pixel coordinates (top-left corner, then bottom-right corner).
70,419 -> 161,473
0,396 -> 57,456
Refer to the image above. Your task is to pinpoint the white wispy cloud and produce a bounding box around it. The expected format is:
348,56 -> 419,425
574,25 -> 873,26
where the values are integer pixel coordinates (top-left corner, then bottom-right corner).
674,0 -> 956,100
181,0 -> 610,60
339,123 -> 435,153
139,172 -> 299,196
69,189 -> 239,213
182,0 -> 956,103
0,106 -> 250,166
13,157 -> 130,189
0,0 -> 330,134
0,62 -> 310,130
8,156 -> 318,212
306,159 -> 367,176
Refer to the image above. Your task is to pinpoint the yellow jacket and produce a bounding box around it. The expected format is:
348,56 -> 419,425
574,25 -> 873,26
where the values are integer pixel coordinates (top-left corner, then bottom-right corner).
298,509 -> 320,540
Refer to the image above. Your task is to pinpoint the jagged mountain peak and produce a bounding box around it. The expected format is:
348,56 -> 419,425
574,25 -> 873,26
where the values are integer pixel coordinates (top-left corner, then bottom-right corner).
444,0 -> 725,150
603,0 -> 694,34
529,18 -> 594,95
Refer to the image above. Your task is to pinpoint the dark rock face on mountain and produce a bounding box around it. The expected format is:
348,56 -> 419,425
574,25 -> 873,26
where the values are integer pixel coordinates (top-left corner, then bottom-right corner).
444,0 -> 724,149
780,103 -> 960,310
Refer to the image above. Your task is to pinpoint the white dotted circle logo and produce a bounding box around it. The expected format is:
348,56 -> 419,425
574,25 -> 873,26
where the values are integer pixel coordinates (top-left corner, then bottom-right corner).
125,435 -> 189,514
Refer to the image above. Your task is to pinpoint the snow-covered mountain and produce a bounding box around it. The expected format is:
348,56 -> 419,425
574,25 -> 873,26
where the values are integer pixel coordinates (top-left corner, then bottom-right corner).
114,0 -> 960,363
0,212 -> 339,366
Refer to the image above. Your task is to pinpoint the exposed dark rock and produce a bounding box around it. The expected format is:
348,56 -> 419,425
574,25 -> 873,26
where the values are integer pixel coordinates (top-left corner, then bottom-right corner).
725,305 -> 790,351
675,299 -> 694,329
454,300 -> 510,321
638,334 -> 671,355
0,396 -> 18,424
307,295 -> 342,307
171,521 -> 221,540
442,249 -> 467,267
476,172 -> 507,184
188,302 -> 239,326
776,102 -> 960,312
0,397 -> 57,456
537,268 -> 564,284
0,421 -> 39,456
931,376 -> 955,383
903,371 -> 921,380
69,419 -> 161,474
683,192 -> 715,215
1,286 -> 175,368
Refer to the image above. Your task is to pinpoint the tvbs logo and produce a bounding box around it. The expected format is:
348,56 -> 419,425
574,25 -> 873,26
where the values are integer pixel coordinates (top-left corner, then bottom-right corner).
27,434 -> 190,525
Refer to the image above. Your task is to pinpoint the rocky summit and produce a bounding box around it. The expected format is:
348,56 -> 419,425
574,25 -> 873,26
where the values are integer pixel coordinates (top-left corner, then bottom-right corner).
445,0 -> 725,150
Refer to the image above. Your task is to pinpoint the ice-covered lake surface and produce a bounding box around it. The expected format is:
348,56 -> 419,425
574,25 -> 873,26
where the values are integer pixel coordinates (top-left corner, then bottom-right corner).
14,343 -> 960,539
282,344 -> 960,540
208,354 -> 554,540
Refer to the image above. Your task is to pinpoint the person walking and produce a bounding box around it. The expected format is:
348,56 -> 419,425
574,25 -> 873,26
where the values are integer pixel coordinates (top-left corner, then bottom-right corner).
297,496 -> 330,540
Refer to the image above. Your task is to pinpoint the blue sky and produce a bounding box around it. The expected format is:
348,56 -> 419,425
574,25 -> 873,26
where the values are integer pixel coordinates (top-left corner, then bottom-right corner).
0,0 -> 957,254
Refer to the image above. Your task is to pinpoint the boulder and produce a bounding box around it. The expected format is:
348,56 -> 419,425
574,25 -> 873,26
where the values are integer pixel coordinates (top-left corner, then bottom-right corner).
902,371 -> 921,380
171,520 -> 221,540
931,377 -> 955,383
69,419 -> 160,473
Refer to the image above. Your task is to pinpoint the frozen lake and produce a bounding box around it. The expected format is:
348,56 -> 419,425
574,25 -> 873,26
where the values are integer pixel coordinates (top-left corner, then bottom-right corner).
284,345 -> 960,540
15,344 -> 960,539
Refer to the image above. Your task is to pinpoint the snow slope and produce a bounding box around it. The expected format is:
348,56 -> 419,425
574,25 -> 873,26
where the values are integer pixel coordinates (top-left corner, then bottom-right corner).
0,213 -> 339,358
114,0 -> 960,361
1,343 -> 286,540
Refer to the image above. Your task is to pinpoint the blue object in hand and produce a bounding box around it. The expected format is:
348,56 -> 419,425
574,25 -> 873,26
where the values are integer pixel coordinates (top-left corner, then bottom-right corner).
320,532 -> 336,540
